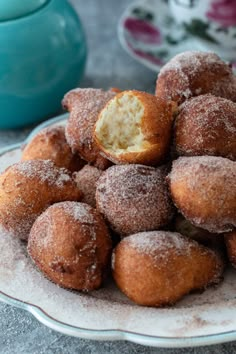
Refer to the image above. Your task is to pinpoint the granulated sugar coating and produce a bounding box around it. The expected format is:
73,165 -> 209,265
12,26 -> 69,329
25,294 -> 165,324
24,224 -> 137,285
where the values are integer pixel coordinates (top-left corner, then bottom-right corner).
96,164 -> 174,236
175,94 -> 236,160
155,51 -> 236,104
126,231 -> 193,259
168,156 -> 236,233
0,160 -> 81,240
74,165 -> 103,207
60,201 -> 96,224
15,159 -> 72,187
112,231 -> 224,307
28,201 -> 112,291
21,126 -> 84,172
63,88 -> 116,169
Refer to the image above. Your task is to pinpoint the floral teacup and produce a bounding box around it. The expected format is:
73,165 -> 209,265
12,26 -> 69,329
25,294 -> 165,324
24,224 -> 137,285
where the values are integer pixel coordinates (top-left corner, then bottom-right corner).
169,0 -> 236,61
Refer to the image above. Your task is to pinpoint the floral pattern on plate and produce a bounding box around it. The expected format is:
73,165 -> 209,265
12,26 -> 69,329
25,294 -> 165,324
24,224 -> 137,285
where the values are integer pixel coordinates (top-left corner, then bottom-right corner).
118,0 -> 199,72
118,0 -> 236,72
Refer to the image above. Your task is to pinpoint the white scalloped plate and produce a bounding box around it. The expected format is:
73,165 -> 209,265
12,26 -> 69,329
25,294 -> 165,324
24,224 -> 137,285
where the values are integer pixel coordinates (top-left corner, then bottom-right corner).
1,114 -> 236,348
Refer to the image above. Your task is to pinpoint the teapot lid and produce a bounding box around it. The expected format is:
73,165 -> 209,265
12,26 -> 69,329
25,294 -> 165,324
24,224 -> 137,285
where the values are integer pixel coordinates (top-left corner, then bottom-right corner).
0,0 -> 49,21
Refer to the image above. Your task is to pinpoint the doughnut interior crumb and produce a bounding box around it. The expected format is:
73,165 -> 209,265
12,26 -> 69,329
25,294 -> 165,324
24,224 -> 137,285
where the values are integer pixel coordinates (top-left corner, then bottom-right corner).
95,93 -> 147,154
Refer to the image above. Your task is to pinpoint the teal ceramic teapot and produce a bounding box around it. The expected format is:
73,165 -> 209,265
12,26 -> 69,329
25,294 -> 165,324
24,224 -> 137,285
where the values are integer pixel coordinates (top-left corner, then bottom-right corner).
0,0 -> 87,129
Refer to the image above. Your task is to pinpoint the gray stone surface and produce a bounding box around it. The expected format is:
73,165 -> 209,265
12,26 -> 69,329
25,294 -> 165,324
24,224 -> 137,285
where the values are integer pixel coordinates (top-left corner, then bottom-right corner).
0,0 -> 235,352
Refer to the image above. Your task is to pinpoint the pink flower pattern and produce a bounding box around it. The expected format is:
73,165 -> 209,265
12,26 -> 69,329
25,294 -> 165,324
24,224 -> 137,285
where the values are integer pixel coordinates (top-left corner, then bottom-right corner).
130,47 -> 164,65
124,18 -> 162,44
206,0 -> 236,27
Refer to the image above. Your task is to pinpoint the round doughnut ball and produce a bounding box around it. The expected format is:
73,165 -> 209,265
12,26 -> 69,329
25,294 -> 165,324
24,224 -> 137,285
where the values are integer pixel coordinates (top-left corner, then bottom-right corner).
174,94 -> 236,160
155,51 -> 236,104
96,164 -> 174,237
224,230 -> 236,268
22,126 -> 85,172
112,231 -> 224,306
94,90 -> 174,166
28,202 -> 112,291
63,88 -> 116,170
0,160 -> 82,240
74,165 -> 103,208
168,156 -> 236,233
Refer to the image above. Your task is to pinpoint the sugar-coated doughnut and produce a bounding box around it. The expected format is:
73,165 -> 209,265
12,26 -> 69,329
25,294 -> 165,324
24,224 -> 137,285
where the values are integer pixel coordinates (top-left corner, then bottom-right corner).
96,164 -> 174,236
174,94 -> 236,160
224,230 -> 236,268
22,126 -> 85,171
155,51 -> 236,104
63,88 -> 116,169
168,156 -> 236,233
112,231 -> 224,306
0,160 -> 82,240
74,165 -> 103,208
28,202 -> 112,291
94,90 -> 174,166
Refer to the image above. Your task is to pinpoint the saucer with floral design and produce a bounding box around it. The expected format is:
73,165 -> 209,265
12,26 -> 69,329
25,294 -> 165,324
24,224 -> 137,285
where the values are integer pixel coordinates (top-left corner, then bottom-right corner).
118,0 -> 231,72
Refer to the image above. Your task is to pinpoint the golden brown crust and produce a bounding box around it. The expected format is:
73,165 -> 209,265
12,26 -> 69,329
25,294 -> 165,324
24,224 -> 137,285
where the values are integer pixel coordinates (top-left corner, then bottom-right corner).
0,160 -> 82,240
155,51 -> 236,105
63,88 -> 116,169
22,126 -> 85,172
74,165 -> 103,208
224,230 -> 236,268
112,231 -> 224,307
28,202 -> 112,291
174,94 -> 236,160
168,156 -> 236,233
94,90 -> 174,166
96,164 -> 174,236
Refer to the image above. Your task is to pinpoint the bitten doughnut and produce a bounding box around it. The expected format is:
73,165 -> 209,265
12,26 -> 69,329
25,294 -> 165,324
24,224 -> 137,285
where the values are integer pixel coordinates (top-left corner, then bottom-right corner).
174,94 -> 236,160
74,165 -> 103,207
22,126 -> 85,171
28,202 -> 112,291
155,51 -> 236,104
63,88 -> 116,169
168,156 -> 236,233
96,164 -> 174,236
112,231 -> 224,306
224,230 -> 236,268
0,160 -> 82,240
94,90 -> 174,166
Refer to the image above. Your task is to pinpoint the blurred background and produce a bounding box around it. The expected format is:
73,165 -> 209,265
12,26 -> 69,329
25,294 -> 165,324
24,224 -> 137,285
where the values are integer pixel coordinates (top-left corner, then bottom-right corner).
75,0 -> 155,91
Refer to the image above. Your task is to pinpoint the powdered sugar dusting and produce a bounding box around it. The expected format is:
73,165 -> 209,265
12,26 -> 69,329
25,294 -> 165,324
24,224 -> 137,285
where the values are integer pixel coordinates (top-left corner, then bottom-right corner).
175,94 -> 236,160
0,159 -> 80,240
169,156 -> 236,232
64,88 -> 116,168
15,160 -> 71,188
160,51 -> 222,75
56,202 -> 95,225
157,51 -> 236,103
127,231 -> 191,258
96,164 -> 174,236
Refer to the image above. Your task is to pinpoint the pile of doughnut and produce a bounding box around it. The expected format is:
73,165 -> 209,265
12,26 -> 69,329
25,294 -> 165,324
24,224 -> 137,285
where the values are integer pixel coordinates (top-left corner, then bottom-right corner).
0,51 -> 236,307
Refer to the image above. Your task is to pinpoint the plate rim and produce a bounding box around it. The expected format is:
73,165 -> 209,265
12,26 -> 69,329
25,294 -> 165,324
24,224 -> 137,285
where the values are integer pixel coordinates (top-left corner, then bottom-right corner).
1,114 -> 236,348
1,287 -> 236,348
117,0 -> 162,73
